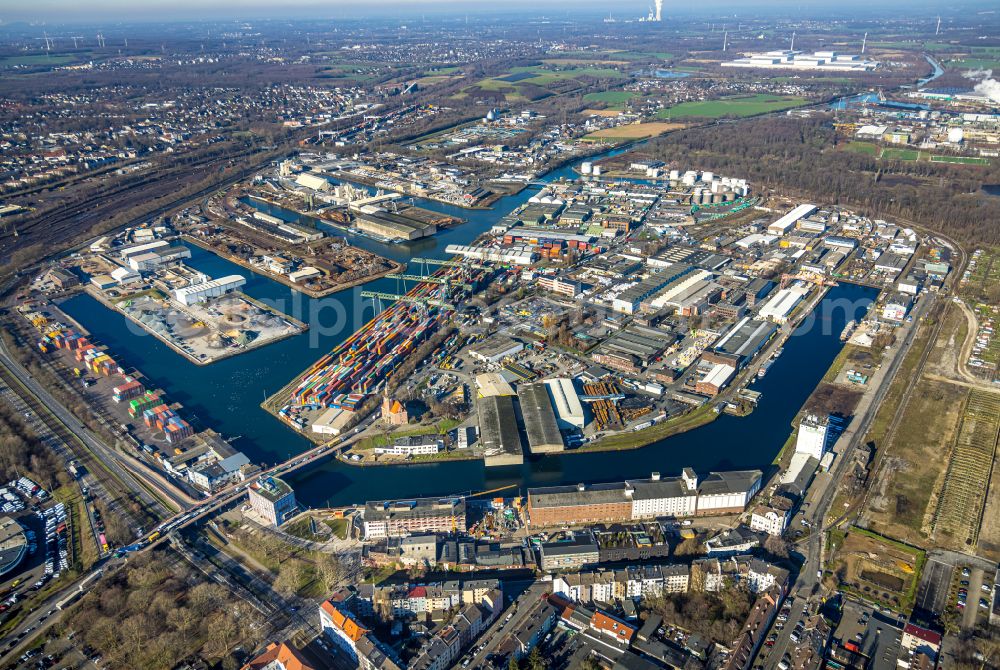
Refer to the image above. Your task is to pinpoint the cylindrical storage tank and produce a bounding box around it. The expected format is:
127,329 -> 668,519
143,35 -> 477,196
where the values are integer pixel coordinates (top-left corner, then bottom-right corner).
710,181 -> 721,193
947,128 -> 964,143
683,173 -> 697,186
712,193 -> 724,204
702,171 -> 714,184
669,169 -> 680,181
592,165 -> 602,176
701,191 -> 712,204
581,161 -> 593,175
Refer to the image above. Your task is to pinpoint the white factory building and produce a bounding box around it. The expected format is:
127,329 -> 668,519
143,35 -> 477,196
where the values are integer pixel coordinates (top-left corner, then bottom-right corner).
126,245 -> 192,271
295,172 -> 331,191
542,378 -> 585,430
444,244 -> 537,266
767,204 -> 818,236
174,274 -> 247,306
722,51 -> 877,72
795,414 -> 830,460
758,284 -> 810,323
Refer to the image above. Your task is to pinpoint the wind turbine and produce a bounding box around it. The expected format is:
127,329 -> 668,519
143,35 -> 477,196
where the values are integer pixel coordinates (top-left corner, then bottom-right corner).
723,31 -> 728,52
935,16 -> 941,35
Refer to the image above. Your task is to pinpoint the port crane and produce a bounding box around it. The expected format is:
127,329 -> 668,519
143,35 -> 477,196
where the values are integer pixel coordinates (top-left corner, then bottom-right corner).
360,290 -> 455,312
410,257 -> 488,273
385,273 -> 452,286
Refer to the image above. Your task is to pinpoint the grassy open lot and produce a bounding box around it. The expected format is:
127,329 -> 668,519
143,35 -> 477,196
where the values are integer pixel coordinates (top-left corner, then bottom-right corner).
842,141 -> 879,155
865,379 -> 967,545
583,90 -> 637,107
829,527 -> 926,613
585,121 -> 685,141
656,94 -> 810,120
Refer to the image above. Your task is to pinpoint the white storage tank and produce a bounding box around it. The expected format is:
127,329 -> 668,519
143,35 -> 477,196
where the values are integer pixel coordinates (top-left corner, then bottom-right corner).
592,165 -> 602,176
947,127 -> 964,144
580,161 -> 593,175
702,171 -> 714,184
669,169 -> 680,181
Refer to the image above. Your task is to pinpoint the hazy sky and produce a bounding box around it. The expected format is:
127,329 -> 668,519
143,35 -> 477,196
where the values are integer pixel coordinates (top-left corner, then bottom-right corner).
0,0 -> 984,23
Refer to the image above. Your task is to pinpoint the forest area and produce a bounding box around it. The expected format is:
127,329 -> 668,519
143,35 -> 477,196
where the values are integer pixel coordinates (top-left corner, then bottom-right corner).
66,550 -> 265,670
648,115 -> 1000,246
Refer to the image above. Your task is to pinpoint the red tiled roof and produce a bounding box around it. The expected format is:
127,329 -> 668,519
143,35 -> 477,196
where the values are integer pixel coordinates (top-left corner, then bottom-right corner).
321,600 -> 369,642
241,641 -> 315,670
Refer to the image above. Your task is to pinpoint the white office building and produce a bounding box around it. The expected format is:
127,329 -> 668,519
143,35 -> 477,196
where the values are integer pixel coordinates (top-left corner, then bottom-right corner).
795,414 -> 830,460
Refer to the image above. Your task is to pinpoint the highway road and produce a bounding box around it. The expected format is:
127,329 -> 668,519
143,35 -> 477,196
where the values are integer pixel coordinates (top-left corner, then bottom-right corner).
0,335 -> 189,517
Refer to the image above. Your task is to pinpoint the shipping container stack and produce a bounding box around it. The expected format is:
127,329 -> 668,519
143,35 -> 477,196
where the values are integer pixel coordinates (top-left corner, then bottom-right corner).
128,392 -> 161,418
112,378 -> 146,403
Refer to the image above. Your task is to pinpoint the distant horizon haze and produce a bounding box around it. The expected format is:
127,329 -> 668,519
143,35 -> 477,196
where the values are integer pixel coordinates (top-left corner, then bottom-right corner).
0,0 -> 993,24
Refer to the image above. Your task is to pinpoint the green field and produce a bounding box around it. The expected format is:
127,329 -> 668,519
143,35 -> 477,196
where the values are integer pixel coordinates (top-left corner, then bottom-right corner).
881,147 -> 921,161
583,90 -> 637,107
947,57 -> 1000,71
0,54 -> 74,67
843,141 -> 879,155
612,50 -> 674,61
468,64 -> 626,101
931,155 -> 990,165
656,94 -> 809,119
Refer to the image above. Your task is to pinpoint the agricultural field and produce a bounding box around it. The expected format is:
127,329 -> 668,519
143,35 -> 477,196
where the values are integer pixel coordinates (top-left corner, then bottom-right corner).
932,390 -> 1000,552
828,527 -> 926,613
0,53 -> 75,67
584,121 -> 685,141
656,94 -> 810,120
465,64 -> 626,101
583,90 -> 637,108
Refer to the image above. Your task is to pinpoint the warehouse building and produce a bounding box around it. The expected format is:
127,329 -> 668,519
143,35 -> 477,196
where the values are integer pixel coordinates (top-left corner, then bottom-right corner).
174,274 -> 247,306
295,172 -> 332,191
479,395 -> 524,467
355,208 -> 437,240
744,278 -> 776,307
363,497 -> 467,540
695,362 -> 736,396
713,317 -> 778,366
612,264 -> 696,314
120,239 -> 170,260
647,246 -> 731,272
767,204 -> 818,236
543,378 -> 585,430
526,468 -> 762,527
127,245 -> 192,271
445,244 -> 537,266
757,285 -> 810,323
517,383 -> 564,454
469,336 -> 524,364
594,325 -> 677,368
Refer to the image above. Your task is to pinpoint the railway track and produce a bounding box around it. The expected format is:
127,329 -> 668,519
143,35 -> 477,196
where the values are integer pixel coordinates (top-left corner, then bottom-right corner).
0,364 -> 156,536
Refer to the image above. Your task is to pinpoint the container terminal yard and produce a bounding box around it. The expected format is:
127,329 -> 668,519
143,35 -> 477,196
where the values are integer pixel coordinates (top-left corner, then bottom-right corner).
253,151 -> 949,487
